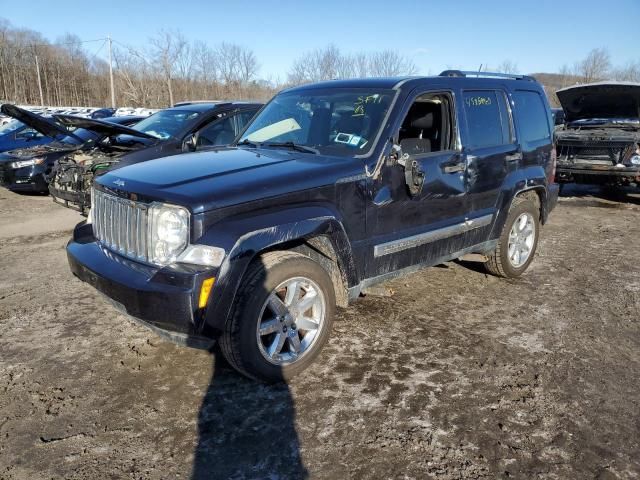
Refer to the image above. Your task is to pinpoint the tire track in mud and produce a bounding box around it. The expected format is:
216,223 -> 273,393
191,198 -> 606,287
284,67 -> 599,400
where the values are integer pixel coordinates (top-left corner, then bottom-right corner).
0,190 -> 639,478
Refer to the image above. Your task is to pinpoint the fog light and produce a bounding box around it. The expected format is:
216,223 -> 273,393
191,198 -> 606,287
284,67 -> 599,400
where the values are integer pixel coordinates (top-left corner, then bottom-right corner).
199,277 -> 215,309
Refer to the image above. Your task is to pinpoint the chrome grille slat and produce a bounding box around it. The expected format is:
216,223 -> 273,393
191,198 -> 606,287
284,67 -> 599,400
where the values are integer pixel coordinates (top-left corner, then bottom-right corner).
92,189 -> 150,262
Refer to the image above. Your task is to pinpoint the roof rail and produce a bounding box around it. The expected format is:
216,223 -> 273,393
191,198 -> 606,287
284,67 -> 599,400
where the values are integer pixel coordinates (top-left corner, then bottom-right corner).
439,70 -> 535,82
172,100 -> 224,107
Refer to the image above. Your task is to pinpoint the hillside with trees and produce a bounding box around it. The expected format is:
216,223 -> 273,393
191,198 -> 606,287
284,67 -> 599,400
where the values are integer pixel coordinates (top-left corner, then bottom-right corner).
0,17 -> 638,109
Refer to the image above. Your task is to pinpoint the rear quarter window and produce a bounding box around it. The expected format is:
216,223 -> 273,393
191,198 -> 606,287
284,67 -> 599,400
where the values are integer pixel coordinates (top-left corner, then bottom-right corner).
462,90 -> 511,148
513,90 -> 551,144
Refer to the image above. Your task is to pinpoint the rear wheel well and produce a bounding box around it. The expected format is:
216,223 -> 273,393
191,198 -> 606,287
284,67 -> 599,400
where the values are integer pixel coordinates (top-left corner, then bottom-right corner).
257,236 -> 349,308
514,188 -> 544,223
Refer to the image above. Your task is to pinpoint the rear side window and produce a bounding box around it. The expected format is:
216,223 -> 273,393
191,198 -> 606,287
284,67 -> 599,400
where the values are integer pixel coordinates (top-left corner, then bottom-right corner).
513,90 -> 550,143
462,90 -> 511,148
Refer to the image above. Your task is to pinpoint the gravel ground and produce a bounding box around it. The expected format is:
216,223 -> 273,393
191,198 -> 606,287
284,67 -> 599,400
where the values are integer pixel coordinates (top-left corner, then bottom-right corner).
0,185 -> 639,479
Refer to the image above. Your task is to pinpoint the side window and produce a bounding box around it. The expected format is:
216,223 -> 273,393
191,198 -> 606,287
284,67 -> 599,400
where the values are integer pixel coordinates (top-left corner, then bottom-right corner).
462,90 -> 511,148
513,90 -> 551,144
196,115 -> 235,146
238,110 -> 257,130
397,92 -> 455,156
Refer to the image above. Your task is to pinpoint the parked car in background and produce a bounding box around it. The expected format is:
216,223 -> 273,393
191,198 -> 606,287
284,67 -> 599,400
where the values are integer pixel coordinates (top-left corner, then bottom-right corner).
0,104 -> 144,193
90,108 -> 117,119
0,117 -> 58,153
67,71 -> 558,382
551,107 -> 565,127
49,101 -> 262,213
555,82 -> 640,188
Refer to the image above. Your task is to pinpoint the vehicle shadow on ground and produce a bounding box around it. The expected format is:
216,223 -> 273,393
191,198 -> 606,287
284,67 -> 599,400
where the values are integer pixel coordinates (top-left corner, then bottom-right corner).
191,352 -> 307,479
191,254 -> 307,479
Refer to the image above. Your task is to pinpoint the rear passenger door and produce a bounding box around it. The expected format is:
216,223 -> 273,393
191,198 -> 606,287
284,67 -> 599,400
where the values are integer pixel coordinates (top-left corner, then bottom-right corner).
461,89 -> 517,227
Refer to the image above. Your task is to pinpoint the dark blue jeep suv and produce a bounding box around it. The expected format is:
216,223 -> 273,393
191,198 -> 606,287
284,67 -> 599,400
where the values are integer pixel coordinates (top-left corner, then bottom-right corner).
67,71 -> 559,382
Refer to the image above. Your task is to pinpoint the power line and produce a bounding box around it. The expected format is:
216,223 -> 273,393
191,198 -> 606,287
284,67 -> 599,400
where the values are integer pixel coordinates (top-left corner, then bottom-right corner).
88,39 -> 108,64
111,39 -> 153,66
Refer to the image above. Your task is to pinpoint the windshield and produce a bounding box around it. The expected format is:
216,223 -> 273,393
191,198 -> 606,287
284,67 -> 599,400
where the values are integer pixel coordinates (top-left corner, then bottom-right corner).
133,109 -> 200,139
238,88 -> 396,156
58,127 -> 100,145
0,119 -> 24,135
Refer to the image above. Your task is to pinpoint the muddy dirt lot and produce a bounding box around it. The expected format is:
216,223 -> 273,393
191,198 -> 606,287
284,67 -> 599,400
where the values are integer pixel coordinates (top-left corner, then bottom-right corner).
1,186 -> 639,480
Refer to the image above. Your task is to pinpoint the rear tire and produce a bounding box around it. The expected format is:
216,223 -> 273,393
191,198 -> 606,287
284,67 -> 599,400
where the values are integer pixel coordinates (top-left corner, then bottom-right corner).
220,251 -> 335,383
484,196 -> 540,278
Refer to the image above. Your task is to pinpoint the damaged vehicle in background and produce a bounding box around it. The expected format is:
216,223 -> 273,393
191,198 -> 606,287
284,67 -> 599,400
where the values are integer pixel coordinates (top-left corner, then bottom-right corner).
49,101 -> 262,213
0,117 -> 57,153
555,82 -> 640,189
0,104 -> 143,193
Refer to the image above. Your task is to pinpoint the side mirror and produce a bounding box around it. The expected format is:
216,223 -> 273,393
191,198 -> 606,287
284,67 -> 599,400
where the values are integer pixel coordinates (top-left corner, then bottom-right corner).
394,142 -> 424,196
182,133 -> 198,152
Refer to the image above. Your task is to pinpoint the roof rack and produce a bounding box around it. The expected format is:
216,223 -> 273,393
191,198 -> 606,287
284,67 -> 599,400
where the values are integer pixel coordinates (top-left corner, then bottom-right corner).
172,100 -> 224,107
439,70 -> 535,82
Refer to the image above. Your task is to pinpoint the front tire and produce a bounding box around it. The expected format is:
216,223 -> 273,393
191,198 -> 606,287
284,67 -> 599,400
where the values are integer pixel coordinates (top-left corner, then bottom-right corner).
220,251 -> 335,382
484,196 -> 540,278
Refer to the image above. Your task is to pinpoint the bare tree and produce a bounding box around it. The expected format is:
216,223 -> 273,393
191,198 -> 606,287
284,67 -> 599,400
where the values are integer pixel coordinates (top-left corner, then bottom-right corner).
577,47 -> 611,83
497,59 -> 519,74
369,50 -> 417,77
192,40 -> 218,98
612,60 -> 640,82
238,47 -> 259,84
150,29 -> 188,106
352,52 -> 369,77
288,45 -> 416,85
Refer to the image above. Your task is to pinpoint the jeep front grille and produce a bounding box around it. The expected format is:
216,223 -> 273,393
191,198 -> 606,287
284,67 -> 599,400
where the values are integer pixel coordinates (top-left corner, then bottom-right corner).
92,189 -> 149,262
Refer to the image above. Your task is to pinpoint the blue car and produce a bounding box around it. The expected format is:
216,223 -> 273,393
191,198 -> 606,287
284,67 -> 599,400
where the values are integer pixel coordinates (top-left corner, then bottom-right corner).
0,117 -> 56,153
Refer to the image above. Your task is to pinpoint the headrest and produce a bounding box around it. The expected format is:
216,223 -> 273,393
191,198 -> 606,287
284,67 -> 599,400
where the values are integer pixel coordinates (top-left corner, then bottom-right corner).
411,112 -> 433,129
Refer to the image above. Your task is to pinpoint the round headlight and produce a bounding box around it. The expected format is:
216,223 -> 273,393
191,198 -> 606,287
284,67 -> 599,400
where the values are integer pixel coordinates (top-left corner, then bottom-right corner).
157,209 -> 188,246
149,203 -> 189,265
630,155 -> 640,165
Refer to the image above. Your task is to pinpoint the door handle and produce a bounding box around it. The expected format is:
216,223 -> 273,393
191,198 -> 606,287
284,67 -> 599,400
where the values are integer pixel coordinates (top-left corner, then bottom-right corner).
443,162 -> 466,174
505,152 -> 523,162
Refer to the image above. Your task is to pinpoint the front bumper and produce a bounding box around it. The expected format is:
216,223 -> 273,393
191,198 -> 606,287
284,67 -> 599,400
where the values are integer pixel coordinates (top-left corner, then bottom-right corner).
556,163 -> 640,184
67,222 -> 219,349
0,165 -> 48,192
49,184 -> 89,212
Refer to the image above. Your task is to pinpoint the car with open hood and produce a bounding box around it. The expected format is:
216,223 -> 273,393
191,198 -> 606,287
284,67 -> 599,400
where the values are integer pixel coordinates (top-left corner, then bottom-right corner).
0,104 -> 144,193
48,101 -> 262,213
67,72 -> 559,382
0,116 -> 57,153
555,82 -> 640,188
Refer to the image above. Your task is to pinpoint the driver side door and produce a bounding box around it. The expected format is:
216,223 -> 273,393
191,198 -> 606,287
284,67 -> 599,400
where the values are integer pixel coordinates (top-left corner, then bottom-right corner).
365,89 -> 475,279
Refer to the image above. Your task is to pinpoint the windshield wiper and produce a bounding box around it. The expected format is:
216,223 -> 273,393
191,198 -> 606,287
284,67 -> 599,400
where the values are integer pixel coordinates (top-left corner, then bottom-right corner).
236,139 -> 258,148
261,141 -> 319,154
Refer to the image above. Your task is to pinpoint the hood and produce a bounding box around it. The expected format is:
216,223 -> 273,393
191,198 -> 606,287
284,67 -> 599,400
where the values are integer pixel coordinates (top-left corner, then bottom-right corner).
0,104 -> 73,139
53,114 -> 157,140
557,82 -> 640,122
0,141 -> 81,161
97,147 -> 355,213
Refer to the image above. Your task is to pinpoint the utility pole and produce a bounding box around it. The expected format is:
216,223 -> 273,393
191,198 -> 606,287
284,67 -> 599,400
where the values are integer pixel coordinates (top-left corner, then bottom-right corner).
108,35 -> 116,109
34,52 -> 45,107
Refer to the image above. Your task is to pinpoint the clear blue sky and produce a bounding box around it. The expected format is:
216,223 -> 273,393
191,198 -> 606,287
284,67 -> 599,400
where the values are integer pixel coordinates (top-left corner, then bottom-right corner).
1,0 -> 638,80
